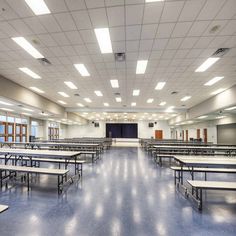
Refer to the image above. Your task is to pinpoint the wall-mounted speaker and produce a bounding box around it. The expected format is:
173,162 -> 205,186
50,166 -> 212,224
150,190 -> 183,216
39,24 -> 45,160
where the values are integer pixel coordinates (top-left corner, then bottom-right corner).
94,123 -> 99,127
148,123 -> 154,127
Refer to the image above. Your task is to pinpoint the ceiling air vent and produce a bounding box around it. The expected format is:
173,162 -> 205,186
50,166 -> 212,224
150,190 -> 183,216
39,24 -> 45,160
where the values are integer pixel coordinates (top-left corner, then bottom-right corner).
171,91 -> 178,95
114,92 -> 120,96
114,52 -> 126,62
212,48 -> 230,57
37,58 -> 52,66
74,93 -> 80,97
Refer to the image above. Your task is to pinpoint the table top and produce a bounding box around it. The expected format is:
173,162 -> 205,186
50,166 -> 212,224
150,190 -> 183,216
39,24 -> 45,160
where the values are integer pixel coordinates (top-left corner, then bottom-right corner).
187,180 -> 236,189
0,148 -> 81,158
174,155 -> 236,167
1,142 -> 100,147
153,145 -> 236,150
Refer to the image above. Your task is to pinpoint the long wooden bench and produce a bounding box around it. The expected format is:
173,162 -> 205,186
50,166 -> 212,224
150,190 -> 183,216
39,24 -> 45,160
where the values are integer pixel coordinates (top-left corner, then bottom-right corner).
187,180 -> 236,210
0,164 -> 68,194
0,204 -> 8,213
171,166 -> 236,184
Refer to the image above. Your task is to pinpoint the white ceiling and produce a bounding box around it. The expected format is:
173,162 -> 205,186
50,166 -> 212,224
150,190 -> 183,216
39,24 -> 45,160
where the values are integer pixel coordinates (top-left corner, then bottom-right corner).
0,0 -> 236,114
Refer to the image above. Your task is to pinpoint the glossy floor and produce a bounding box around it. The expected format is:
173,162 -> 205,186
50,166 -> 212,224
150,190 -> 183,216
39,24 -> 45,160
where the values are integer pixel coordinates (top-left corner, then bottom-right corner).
0,147 -> 236,236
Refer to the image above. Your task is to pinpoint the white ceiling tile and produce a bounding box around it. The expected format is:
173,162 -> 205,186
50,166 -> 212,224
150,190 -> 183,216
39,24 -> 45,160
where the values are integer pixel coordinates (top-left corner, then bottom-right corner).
9,19 -> 33,35
54,13 -> 77,31
61,45 -> 77,56
80,29 -> 97,43
51,32 -> 70,46
161,1 -> 185,23
203,20 -> 228,36
85,0 -> 105,8
107,6 -> 125,27
89,8 -> 108,28
48,46 -> 66,56
65,0 -> 86,10
0,22 -> 19,37
162,50 -> 176,59
74,44 -> 89,55
179,0 -> 206,21
180,37 -> 198,49
37,34 -> 58,46
110,27 -> 125,41
139,39 -> 153,51
105,0 -> 124,7
141,24 -> 158,39
153,39 -> 168,50
143,2 -> 163,24
197,0 -> 226,21
166,38 -> 183,50
208,36 -> 230,48
219,20 -> 236,36
86,43 -> 101,54
150,51 -> 163,60
23,17 -> 47,34
171,22 -> 192,38
216,0 -> 236,20
71,11 -> 92,30
126,40 -> 139,52
0,1 -> 22,20
65,31 -> 83,45
112,41 -> 125,53
44,0 -> 68,13
7,0 -> 34,18
194,37 -> 214,49
188,21 -> 211,37
126,25 -> 141,40
156,23 -> 175,38
38,15 -> 62,33
125,5 -> 144,25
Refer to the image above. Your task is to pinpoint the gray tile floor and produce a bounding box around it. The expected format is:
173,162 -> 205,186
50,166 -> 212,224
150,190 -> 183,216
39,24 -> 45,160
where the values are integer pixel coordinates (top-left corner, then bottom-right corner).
0,147 -> 236,236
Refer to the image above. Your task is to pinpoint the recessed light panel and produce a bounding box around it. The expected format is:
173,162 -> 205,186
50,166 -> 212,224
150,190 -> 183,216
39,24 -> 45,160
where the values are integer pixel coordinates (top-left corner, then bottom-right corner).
110,80 -> 119,88
64,81 -> 77,90
25,0 -> 51,15
195,57 -> 220,72
84,98 -> 92,103
136,60 -> 148,74
30,87 -> 44,93
133,90 -> 140,96
94,91 -> 103,97
155,82 -> 166,90
58,92 -> 69,98
12,37 -> 44,59
74,64 -> 90,77
0,101 -> 13,106
147,98 -> 154,103
180,96 -> 191,102
19,67 -> 41,79
204,77 -> 224,86
94,28 -> 113,54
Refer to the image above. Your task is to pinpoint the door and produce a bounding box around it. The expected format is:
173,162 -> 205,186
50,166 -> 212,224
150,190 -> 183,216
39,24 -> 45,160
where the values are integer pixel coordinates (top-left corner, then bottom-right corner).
155,130 -> 163,139
203,128 -> 207,143
197,129 -> 200,139
182,130 -> 184,141
186,130 -> 188,141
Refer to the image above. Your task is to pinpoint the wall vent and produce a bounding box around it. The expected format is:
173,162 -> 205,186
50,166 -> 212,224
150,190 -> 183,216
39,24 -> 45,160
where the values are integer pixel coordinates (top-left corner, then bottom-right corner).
114,52 -> 126,62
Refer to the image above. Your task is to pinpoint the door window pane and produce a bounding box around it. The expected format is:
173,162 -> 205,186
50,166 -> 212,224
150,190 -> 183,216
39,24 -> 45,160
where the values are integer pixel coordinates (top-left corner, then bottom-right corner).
8,125 -> 13,134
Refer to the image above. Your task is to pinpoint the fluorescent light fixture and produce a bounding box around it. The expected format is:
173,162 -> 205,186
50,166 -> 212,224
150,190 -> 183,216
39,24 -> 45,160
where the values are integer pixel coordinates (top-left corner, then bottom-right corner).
136,60 -> 148,74
116,97 -> 122,102
211,88 -> 225,95
0,101 -> 13,106
74,64 -> 90,76
22,108 -> 34,112
30,87 -> 44,93
225,106 -> 236,111
104,103 -> 109,107
0,108 -> 14,112
155,82 -> 166,90
110,79 -> 119,88
64,81 -> 77,90
94,28 -> 113,54
94,90 -> 103,97
19,67 -> 41,79
165,106 -> 174,112
216,116 -> 226,119
25,0 -> 51,15
195,57 -> 220,72
77,103 -> 84,107
181,96 -> 191,102
133,89 -> 140,96
12,37 -> 44,59
159,101 -> 166,106
58,92 -> 69,98
198,115 -> 208,119
58,100 -> 67,105
131,102 -> 136,106
84,98 -> 92,103
22,112 -> 32,116
204,76 -> 224,86
147,98 -> 154,103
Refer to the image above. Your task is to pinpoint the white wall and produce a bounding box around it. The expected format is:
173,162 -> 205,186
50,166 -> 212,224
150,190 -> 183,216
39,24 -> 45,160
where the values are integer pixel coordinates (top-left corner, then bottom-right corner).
65,120 -> 171,139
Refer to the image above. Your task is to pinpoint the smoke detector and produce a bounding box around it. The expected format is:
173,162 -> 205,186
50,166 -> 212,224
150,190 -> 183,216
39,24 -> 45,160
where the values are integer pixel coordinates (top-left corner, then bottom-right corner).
114,52 -> 126,62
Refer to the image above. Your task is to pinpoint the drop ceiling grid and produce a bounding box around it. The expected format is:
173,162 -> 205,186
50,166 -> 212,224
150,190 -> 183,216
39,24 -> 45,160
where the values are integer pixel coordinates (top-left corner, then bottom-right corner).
0,0 -> 235,110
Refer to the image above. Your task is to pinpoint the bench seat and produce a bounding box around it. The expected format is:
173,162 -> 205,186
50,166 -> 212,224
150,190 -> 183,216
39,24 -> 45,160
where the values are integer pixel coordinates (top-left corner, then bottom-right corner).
0,164 -> 68,194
